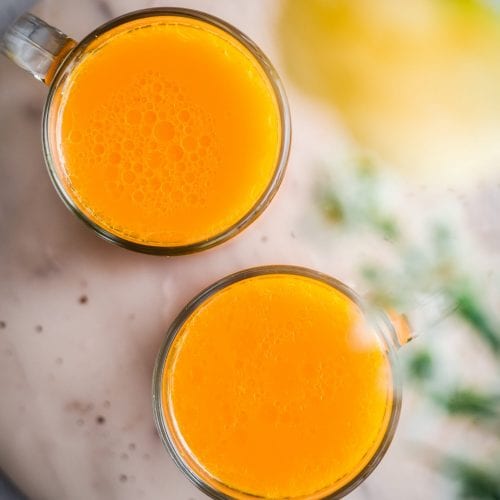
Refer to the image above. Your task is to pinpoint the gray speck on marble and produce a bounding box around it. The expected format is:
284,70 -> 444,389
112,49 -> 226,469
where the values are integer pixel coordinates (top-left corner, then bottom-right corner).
31,257 -> 62,279
22,101 -> 42,120
94,0 -> 113,20
65,400 -> 94,414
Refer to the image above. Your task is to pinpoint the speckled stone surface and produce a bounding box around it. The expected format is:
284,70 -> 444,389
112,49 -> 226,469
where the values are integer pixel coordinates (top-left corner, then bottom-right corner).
1,1 -> 498,499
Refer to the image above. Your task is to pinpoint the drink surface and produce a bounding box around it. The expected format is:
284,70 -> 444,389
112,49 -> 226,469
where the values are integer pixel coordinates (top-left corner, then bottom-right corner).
163,273 -> 393,498
56,16 -> 281,246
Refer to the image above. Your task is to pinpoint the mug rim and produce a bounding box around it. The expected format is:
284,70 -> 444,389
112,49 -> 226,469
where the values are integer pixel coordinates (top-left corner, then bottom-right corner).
42,8 -> 291,255
152,265 -> 403,500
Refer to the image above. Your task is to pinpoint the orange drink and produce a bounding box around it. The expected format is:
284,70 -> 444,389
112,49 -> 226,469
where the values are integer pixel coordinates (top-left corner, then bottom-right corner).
154,267 -> 399,499
44,10 -> 289,253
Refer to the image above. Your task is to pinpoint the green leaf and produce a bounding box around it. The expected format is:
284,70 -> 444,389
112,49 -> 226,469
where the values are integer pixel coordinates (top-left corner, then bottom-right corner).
451,285 -> 500,355
433,388 -> 500,419
406,349 -> 435,382
443,457 -> 500,499
321,193 -> 345,223
372,215 -> 400,241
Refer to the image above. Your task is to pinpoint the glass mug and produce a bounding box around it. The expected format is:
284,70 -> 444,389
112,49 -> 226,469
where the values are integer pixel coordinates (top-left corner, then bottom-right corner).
153,266 -> 415,500
0,8 -> 291,254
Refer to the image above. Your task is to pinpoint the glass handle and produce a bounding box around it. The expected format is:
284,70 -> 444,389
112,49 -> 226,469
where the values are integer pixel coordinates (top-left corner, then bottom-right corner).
0,13 -> 76,85
385,292 -> 456,349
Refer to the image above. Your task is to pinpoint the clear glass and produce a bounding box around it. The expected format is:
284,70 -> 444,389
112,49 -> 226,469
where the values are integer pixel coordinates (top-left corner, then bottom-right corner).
0,13 -> 76,84
152,265 -> 404,500
2,8 -> 291,255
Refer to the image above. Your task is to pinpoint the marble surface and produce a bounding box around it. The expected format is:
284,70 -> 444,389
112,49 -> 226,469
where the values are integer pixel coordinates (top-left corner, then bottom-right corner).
0,1 -> 498,499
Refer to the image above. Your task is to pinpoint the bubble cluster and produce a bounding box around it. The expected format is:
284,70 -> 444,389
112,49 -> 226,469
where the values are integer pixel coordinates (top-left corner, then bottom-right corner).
57,18 -> 283,247
64,69 -> 220,240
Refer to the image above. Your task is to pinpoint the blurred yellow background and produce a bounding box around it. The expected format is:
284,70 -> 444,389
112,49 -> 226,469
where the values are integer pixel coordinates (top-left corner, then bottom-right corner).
280,0 -> 500,184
